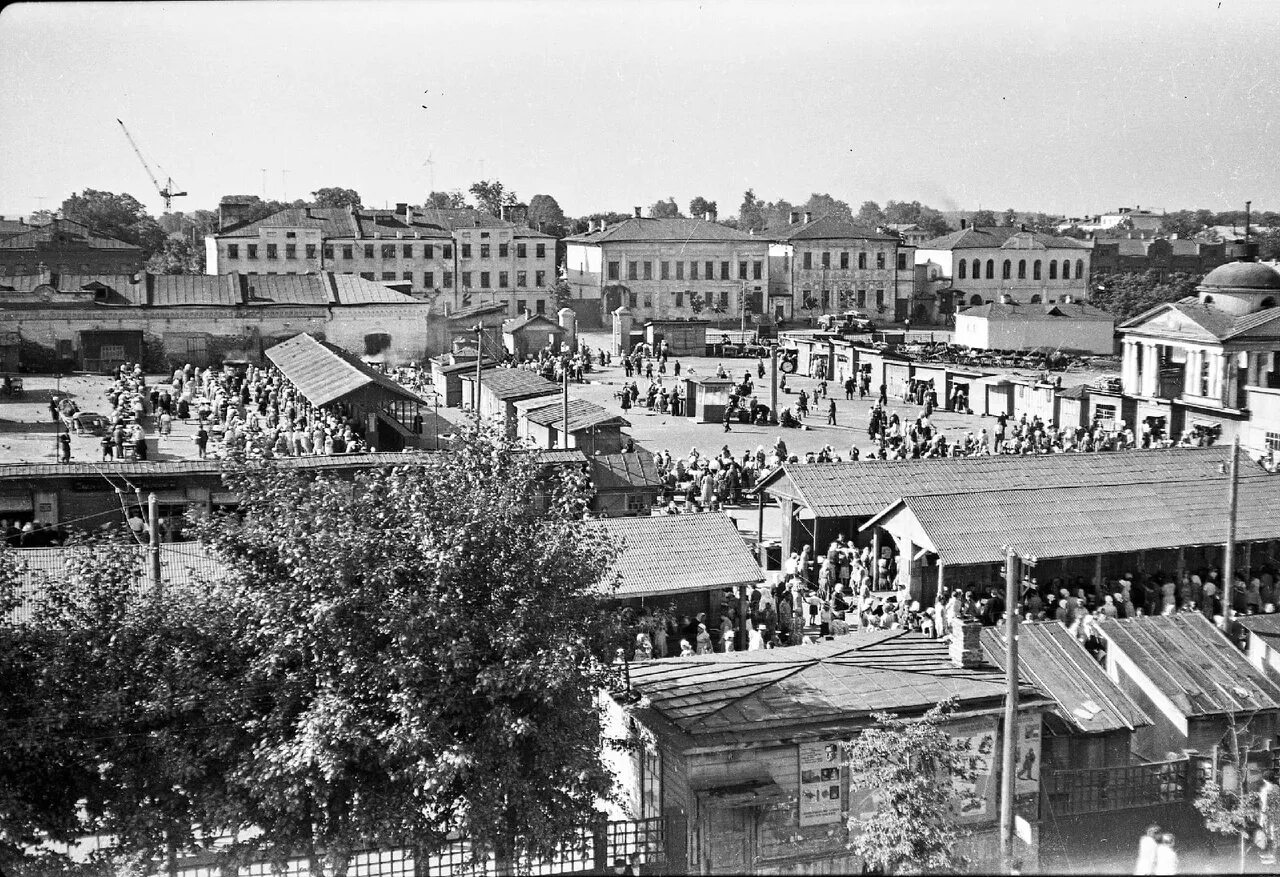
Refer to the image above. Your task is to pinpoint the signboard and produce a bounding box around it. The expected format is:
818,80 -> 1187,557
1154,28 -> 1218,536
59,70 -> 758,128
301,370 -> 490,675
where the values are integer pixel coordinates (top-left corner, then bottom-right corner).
1015,716 -> 1042,798
949,719 -> 997,819
797,741 -> 844,826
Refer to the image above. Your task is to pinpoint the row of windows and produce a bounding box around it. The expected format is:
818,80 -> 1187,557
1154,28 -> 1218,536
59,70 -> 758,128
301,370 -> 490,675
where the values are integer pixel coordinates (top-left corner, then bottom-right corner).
352,269 -> 547,289
225,242 -> 549,261
802,288 -> 886,309
957,257 -> 1086,282
607,259 -> 764,282
802,250 -> 900,270
623,288 -> 765,309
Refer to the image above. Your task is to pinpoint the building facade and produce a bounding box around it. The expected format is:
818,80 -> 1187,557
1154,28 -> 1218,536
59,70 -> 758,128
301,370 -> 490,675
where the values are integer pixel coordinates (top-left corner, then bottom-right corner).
954,300 -> 1116,354
206,200 -> 556,318
0,217 -> 143,276
564,212 -> 769,323
766,213 -> 914,323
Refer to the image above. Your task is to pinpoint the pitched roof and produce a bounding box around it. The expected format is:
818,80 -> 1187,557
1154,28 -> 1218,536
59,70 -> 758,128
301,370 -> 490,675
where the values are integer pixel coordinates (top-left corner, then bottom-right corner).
758,446 -> 1259,519
594,512 -> 762,599
1100,613 -> 1280,717
216,207 -> 357,238
503,313 -> 563,334
520,398 -> 628,432
265,333 -> 425,407
626,630 -> 1042,743
0,218 -> 141,251
0,451 -> 435,481
352,210 -> 451,240
329,273 -> 423,305
919,227 -> 1090,251
1237,614 -> 1280,648
243,274 -> 332,306
530,449 -> 589,466
769,214 -> 899,242
867,474 -> 1280,566
1120,298 -> 1280,342
959,301 -> 1115,322
565,216 -> 761,244
589,453 -> 662,491
981,622 -> 1151,734
472,367 -> 560,402
147,274 -> 241,307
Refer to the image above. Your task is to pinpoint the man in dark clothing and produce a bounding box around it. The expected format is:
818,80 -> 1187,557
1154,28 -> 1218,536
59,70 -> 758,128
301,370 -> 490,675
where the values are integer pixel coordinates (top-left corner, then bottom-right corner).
58,432 -> 71,462
827,399 -> 837,425
844,376 -> 855,400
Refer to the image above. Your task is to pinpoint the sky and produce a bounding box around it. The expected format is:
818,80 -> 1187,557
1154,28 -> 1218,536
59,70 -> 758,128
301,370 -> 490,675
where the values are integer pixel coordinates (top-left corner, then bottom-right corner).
0,0 -> 1277,221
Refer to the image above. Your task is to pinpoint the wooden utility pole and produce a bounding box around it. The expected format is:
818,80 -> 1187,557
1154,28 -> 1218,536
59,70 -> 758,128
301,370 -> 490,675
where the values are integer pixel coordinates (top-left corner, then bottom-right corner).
562,365 -> 570,449
1223,436 -> 1240,633
769,344 -> 779,424
473,325 -> 484,423
999,545 -> 1019,868
148,492 -> 162,594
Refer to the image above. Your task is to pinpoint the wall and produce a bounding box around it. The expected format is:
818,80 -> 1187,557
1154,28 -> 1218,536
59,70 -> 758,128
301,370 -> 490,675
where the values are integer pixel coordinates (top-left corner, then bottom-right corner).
918,246 -> 1091,305
588,240 -> 771,322
1244,386 -> 1280,455
960,316 -> 1116,354
785,239 -> 900,317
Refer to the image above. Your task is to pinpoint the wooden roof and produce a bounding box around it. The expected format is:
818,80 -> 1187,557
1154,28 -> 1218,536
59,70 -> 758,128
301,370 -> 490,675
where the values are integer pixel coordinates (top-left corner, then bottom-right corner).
594,512 -> 762,599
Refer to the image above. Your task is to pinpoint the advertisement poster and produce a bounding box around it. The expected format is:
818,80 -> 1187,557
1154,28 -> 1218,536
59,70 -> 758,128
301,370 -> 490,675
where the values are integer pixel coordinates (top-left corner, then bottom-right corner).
797,741 -> 844,827
1015,717 -> 1042,797
949,720 -> 997,818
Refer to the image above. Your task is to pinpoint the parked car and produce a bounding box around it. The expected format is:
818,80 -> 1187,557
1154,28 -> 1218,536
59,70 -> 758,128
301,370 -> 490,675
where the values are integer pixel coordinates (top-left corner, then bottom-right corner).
817,310 -> 875,333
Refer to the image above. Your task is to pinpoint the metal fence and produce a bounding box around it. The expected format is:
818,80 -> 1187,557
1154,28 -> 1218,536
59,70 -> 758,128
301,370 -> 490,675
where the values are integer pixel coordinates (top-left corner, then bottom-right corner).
1041,758 -> 1192,817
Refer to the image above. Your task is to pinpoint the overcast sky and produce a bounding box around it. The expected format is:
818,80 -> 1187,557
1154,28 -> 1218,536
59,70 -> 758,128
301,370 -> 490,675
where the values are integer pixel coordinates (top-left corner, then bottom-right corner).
1,0 -> 1276,220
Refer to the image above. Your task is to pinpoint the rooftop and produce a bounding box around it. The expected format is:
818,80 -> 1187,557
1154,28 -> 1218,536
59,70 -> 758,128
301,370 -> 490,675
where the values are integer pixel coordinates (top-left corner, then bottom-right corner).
519,397 -> 629,432
593,511 -> 762,599
960,301 -> 1115,322
265,333 -> 427,408
471,367 -> 561,402
1200,261 -> 1280,291
565,216 -> 762,245
768,214 -> 900,243
919,227 -> 1091,251
588,453 -> 663,491
1120,297 -> 1280,342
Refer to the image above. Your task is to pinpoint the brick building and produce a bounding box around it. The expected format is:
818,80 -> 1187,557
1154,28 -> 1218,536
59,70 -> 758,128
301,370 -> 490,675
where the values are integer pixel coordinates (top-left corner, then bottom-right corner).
0,217 -> 143,276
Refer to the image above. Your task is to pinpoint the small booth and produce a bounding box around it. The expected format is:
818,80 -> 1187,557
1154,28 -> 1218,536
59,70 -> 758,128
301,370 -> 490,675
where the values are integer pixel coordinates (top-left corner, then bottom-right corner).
683,376 -> 737,423
644,320 -> 708,357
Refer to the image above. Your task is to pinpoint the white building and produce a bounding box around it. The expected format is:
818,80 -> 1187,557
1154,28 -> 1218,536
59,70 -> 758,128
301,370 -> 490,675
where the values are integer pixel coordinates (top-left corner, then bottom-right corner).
954,298 -> 1115,354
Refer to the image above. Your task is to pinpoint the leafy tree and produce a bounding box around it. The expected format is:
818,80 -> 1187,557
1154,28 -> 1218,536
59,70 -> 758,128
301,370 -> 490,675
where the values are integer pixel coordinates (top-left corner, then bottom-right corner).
846,700 -> 975,874
738,189 -> 766,233
689,196 -> 717,218
28,209 -> 55,225
310,187 -> 362,209
572,211 -> 631,234
146,237 -> 205,274
916,206 -> 952,239
970,209 -> 998,228
857,200 -> 886,226
1256,227 -> 1280,261
217,196 -> 308,229
60,189 -> 167,258
1089,271 -> 1201,320
1002,208 -> 1018,227
469,180 -> 518,217
550,278 -> 573,309
527,194 -> 567,230
802,193 -> 853,223
1193,712 -> 1276,874
647,197 -> 681,219
425,190 -> 468,209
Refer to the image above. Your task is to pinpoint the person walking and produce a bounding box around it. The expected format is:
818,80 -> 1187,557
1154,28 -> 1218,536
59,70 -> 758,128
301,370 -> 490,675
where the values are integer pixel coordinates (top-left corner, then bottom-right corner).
58,432 -> 71,462
1152,833 -> 1177,875
1134,825 -> 1161,875
195,425 -> 209,459
844,376 -> 855,400
827,399 -> 837,425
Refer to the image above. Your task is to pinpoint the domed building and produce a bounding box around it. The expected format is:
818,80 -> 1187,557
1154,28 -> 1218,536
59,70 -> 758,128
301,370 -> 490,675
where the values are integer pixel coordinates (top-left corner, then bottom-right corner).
1117,256 -> 1280,454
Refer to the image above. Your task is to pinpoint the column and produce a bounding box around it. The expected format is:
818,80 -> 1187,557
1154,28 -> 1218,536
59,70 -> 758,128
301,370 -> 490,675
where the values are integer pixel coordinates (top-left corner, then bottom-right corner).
901,536 -> 915,599
1141,343 -> 1160,397
1206,351 -> 1222,401
1183,348 -> 1199,396
872,530 -> 882,589
1122,340 -> 1139,392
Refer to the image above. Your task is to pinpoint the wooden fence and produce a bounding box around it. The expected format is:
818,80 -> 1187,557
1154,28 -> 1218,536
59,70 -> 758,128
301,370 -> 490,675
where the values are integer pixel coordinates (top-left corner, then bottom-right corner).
1041,758 -> 1192,817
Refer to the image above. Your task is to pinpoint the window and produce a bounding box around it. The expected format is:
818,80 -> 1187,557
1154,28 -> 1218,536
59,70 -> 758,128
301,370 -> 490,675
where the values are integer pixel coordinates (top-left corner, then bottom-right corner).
461,244 -> 472,258
858,252 -> 867,269
676,290 -> 684,308
443,245 -> 452,259
382,244 -> 396,260
480,231 -> 489,239
1049,261 -> 1058,280
970,259 -> 979,278
1076,259 -> 1084,279
402,271 -> 413,281
443,271 -> 453,287
535,270 -> 546,287
1266,431 -> 1280,452
986,259 -> 995,279
424,244 -> 434,259
480,271 -> 491,288
284,244 -> 297,260
1017,259 -> 1026,279
535,299 -> 545,314
285,231 -> 296,238
480,244 -> 491,259
857,289 -> 867,307
1033,260 -> 1042,280
840,251 -> 849,269
643,261 -> 653,280
718,289 -> 728,309
660,261 -> 670,280
607,261 -> 620,281
499,243 -> 508,258
227,244 -> 239,259
424,271 -> 434,287
322,245 -> 333,260
970,294 -> 984,305
637,732 -> 662,819
627,292 -> 637,308
306,244 -> 317,259
498,271 -> 509,288
643,295 -> 652,308
897,252 -> 907,270
536,243 -> 546,259
1002,260 -> 1012,279
676,262 -> 684,280
821,289 -> 830,308
1029,294 -> 1041,303
516,243 -> 527,258
247,244 -> 258,259
382,271 -> 396,280
364,244 -> 374,258
821,252 -> 830,269
876,251 -> 886,269
516,299 -> 526,313
364,333 -> 391,355
958,261 -> 967,280
1095,404 -> 1116,431
266,244 -> 278,259
803,252 -> 812,270
343,246 -> 353,260
690,262 -> 699,280
753,260 -> 763,280
705,261 -> 714,279
461,271 -> 472,288
628,261 -> 638,280
359,271 -> 375,280
517,270 -> 527,287
875,288 -> 885,307
737,261 -> 746,279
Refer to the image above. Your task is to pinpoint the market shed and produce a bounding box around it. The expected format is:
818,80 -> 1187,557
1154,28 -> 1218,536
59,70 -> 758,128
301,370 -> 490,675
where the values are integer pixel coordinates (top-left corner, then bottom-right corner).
502,312 -> 565,360
264,333 -> 435,451
587,452 -> 663,516
608,630 -> 1050,874
1238,614 -> 1280,679
982,622 -> 1151,771
458,367 -> 560,434
1099,613 -> 1280,760
430,355 -> 496,407
514,397 -> 630,454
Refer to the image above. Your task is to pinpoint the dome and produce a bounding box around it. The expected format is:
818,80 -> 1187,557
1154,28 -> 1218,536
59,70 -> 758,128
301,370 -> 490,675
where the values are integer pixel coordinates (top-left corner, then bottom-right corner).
1199,261 -> 1280,291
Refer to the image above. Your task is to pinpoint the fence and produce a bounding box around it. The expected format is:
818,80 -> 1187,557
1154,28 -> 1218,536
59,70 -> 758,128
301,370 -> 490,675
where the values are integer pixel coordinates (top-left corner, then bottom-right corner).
1041,758 -> 1192,817
165,816 -> 678,877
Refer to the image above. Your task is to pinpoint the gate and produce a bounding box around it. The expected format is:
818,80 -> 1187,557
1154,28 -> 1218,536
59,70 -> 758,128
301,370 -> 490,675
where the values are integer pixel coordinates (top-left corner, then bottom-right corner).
1041,759 -> 1191,817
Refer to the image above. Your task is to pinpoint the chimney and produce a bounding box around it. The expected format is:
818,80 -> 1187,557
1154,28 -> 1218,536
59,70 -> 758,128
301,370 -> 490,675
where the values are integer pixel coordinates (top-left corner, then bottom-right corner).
218,195 -> 259,231
404,204 -> 414,225
634,206 -> 642,218
396,202 -> 408,214
960,218 -> 968,229
789,211 -> 800,225
499,205 -> 509,221
949,617 -> 984,669
1020,223 -> 1027,232
304,207 -> 313,219
804,211 -> 813,223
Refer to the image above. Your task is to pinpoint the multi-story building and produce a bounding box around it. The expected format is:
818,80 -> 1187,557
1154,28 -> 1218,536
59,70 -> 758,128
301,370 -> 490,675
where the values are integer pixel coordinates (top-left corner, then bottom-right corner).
767,212 -> 915,322
0,217 -> 143,276
564,211 -> 769,323
1056,206 -> 1164,234
205,199 -> 556,318
914,223 -> 1092,316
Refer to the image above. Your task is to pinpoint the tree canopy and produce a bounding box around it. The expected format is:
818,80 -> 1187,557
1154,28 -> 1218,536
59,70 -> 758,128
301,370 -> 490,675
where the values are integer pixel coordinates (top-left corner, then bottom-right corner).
688,196 -> 717,218
469,180 -> 518,217
425,190 -> 468,209
310,187 -> 362,209
970,209 -> 998,228
1089,271 -> 1201,320
647,197 -> 681,219
60,189 -> 167,258
527,194 -> 567,230
856,200 -> 885,226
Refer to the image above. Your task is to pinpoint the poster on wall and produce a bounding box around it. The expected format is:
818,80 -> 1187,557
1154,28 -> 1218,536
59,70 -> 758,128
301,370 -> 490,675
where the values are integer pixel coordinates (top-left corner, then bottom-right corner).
949,719 -> 997,818
1015,716 -> 1042,798
797,741 -> 844,827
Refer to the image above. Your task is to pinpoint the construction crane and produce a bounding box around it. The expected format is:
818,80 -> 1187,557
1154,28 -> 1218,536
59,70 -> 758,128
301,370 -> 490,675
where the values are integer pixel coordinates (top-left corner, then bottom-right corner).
116,118 -> 186,210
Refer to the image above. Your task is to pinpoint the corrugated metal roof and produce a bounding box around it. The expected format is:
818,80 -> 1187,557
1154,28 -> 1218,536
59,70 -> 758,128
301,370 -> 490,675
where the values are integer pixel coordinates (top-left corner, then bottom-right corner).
589,453 -> 662,490
919,227 -> 1091,251
627,630 -> 1041,739
244,275 -> 332,306
1237,614 -> 1280,643
530,449 -> 589,466
503,313 -> 563,334
1100,613 -> 1280,717
329,274 -> 423,305
473,368 -> 560,401
982,623 -> 1151,734
565,217 -> 764,245
768,214 -> 899,242
265,333 -> 424,407
521,398 -> 628,432
880,474 -> 1280,566
149,275 -> 241,307
595,512 -> 763,599
760,446 -> 1259,519
0,452 -> 436,481
216,207 -> 356,238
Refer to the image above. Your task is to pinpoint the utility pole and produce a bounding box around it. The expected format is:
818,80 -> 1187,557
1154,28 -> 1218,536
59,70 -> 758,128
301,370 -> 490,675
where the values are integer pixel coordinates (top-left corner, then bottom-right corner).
148,492 -> 162,594
282,170 -> 289,202
473,324 -> 484,423
261,169 -> 267,198
562,364 -> 570,449
999,545 -> 1020,869
769,344 -> 779,425
1223,436 -> 1240,634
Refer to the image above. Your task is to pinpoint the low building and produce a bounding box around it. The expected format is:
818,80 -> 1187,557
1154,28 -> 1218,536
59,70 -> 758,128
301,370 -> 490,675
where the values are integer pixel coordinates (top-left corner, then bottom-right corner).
460,367 -> 560,433
954,299 -> 1116,355
502,312 -> 565,361
0,217 -> 143,276
514,397 -> 629,454
643,320 -> 708,357
587,453 -> 662,517
1099,613 -> 1280,760
1239,614 -> 1280,679
430,354 -> 496,407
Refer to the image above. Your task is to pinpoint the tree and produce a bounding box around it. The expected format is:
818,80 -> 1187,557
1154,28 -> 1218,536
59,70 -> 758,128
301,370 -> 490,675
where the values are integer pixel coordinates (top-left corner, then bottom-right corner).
28,209 -> 55,226
550,278 -> 573,309
425,190 -> 468,209
1089,271 -> 1201,320
146,236 -> 204,274
857,201 -> 886,226
469,180 -> 518,217
802,193 -> 853,223
916,206 -> 952,239
1002,208 -> 1018,227
527,194 -> 567,231
971,209 -> 998,228
689,196 -> 717,218
60,189 -> 167,258
186,425 -> 620,875
647,197 -> 681,219
738,189 -> 765,233
846,700 -> 975,874
310,187 -> 362,209
1193,712 -> 1277,873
